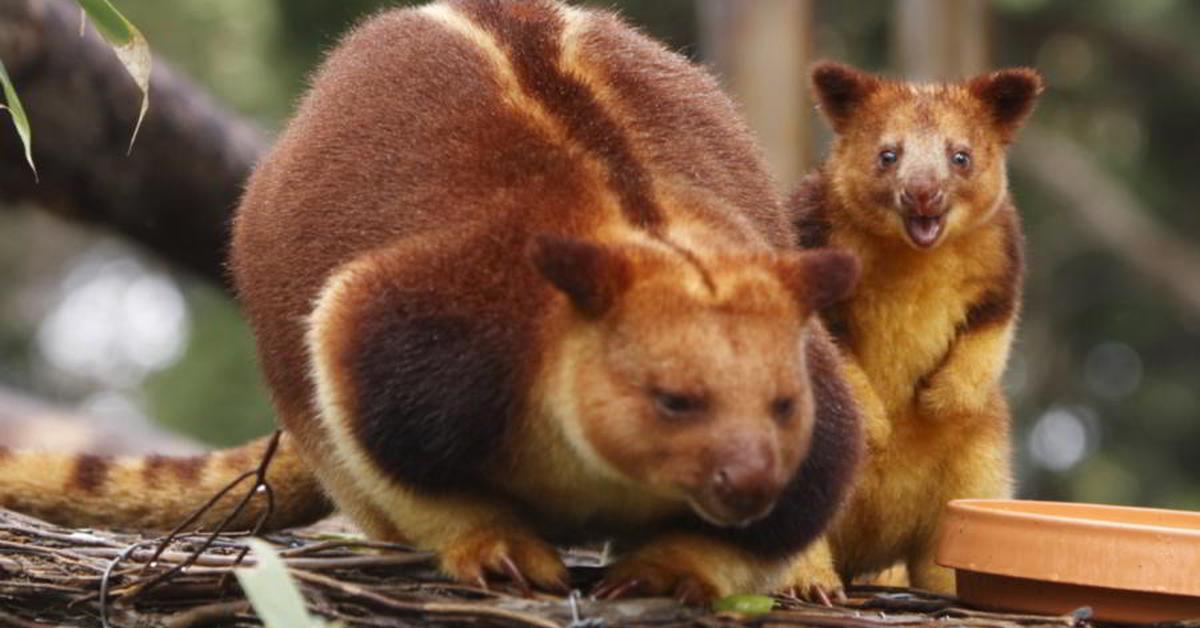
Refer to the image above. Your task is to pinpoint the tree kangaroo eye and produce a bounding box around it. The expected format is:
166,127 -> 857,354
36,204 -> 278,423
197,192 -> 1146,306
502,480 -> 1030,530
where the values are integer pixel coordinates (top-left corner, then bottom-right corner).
879,149 -> 898,168
653,390 -> 706,418
951,150 -> 971,169
771,396 -> 796,423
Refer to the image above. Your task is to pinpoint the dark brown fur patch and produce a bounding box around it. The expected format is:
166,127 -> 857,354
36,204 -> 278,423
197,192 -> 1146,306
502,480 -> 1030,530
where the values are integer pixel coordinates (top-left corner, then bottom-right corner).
455,0 -> 662,229
822,304 -> 854,351
789,174 -> 856,349
958,207 -> 1023,336
334,225 -> 545,493
789,174 -> 832,249
968,69 -> 1044,143
349,310 -> 520,491
142,454 -> 208,486
70,455 -> 111,494
963,289 -> 1014,332
811,61 -> 881,132
696,329 -> 861,558
531,234 -> 632,317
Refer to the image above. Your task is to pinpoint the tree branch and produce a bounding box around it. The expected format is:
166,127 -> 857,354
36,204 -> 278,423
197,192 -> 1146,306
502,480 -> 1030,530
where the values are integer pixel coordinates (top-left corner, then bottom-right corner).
1013,130 -> 1200,316
0,0 -> 265,289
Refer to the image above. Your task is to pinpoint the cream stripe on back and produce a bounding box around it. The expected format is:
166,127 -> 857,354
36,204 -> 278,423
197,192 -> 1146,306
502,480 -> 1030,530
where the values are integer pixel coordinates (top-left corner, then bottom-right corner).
419,3 -> 625,225
420,3 -> 566,145
556,4 -> 732,293
555,6 -> 670,223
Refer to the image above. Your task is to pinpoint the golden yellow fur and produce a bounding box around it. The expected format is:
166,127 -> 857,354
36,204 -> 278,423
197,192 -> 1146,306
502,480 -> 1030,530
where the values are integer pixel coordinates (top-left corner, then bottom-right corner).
818,223 -> 1015,592
0,434 -> 327,531
782,62 -> 1041,596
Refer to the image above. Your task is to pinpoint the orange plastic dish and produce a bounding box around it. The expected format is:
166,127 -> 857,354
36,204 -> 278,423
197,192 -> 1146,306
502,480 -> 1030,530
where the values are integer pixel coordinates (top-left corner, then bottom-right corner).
936,499 -> 1200,623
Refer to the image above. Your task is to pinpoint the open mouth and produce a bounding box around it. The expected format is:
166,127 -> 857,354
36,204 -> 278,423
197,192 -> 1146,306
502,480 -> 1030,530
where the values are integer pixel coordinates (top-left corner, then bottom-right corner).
904,214 -> 945,248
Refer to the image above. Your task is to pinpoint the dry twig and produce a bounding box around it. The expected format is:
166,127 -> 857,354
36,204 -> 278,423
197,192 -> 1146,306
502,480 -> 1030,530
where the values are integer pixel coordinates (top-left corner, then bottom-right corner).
0,502 -> 1108,627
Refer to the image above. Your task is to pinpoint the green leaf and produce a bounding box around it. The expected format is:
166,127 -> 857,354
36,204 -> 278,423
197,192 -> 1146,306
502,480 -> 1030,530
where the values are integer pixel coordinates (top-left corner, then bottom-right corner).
712,594 -> 775,616
0,59 -> 36,179
235,539 -> 327,628
75,0 -> 150,153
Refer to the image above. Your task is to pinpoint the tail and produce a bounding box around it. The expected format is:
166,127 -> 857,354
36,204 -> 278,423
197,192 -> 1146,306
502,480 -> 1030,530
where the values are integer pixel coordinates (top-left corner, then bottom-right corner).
0,432 -> 333,532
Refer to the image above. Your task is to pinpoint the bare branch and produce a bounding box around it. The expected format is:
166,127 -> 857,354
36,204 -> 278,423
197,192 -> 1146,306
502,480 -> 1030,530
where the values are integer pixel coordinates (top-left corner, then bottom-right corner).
1013,131 -> 1200,316
0,0 -> 264,289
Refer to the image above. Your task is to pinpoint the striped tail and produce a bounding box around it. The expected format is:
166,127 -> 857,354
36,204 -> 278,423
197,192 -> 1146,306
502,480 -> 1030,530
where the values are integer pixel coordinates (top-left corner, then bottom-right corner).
0,432 -> 332,532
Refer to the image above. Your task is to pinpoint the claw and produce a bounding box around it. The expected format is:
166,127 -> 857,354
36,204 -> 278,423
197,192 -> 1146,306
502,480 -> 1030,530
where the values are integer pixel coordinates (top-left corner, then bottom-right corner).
590,580 -> 611,599
811,585 -> 832,607
673,578 -> 707,605
475,575 -> 490,592
782,584 -> 842,607
591,579 -> 616,599
592,578 -> 641,600
544,576 -> 571,596
498,554 -> 533,597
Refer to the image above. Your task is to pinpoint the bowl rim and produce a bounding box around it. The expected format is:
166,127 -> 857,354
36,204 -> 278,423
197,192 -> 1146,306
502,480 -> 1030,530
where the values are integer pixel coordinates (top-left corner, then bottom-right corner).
939,499 -> 1200,596
947,498 -> 1200,539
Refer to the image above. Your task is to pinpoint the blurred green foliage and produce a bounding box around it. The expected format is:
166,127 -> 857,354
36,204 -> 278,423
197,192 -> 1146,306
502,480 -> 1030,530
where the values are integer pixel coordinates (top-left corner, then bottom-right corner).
144,282 -> 274,447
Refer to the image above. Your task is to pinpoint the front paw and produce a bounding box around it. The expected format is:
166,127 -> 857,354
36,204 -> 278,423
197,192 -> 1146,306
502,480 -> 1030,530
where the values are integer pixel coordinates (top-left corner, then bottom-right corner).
592,535 -> 770,605
439,527 -> 568,595
779,567 -> 845,606
778,540 -> 845,606
593,553 -> 718,605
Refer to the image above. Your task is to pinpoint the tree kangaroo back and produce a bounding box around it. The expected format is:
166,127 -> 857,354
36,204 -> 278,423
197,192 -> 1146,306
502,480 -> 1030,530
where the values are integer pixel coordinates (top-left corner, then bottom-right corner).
1,0 -> 862,599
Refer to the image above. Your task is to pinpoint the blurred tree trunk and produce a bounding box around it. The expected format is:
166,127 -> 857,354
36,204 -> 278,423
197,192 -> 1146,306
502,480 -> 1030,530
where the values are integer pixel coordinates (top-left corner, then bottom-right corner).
894,0 -> 989,80
697,0 -> 815,188
0,0 -> 264,291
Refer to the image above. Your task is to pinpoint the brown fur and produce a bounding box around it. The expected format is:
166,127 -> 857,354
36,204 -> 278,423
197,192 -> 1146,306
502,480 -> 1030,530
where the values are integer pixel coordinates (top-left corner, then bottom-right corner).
232,0 -> 862,599
782,62 -> 1041,595
70,455 -> 110,494
0,0 -> 863,603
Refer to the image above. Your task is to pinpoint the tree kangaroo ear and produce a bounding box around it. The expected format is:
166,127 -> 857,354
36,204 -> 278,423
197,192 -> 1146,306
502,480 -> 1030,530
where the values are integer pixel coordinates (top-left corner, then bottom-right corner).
774,249 -> 861,314
529,234 -> 632,318
811,61 -> 881,133
967,68 -> 1044,143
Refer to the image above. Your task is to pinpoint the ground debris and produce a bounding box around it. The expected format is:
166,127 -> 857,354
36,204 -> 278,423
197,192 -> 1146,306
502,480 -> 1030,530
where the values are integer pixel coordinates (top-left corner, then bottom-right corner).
0,508 -> 1122,627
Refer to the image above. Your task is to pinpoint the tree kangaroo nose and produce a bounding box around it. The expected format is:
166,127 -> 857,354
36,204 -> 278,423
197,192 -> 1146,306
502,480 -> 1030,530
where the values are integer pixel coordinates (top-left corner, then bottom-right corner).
900,181 -> 946,217
710,441 -> 780,521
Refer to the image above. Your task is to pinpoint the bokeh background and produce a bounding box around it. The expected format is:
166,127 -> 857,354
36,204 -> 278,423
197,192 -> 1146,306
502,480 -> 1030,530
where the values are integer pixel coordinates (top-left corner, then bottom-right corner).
1,0 -> 1197,508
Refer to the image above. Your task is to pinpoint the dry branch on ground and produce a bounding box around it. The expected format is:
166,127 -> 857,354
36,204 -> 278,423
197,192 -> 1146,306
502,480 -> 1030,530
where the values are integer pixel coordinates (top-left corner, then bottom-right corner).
0,506 -> 1105,628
